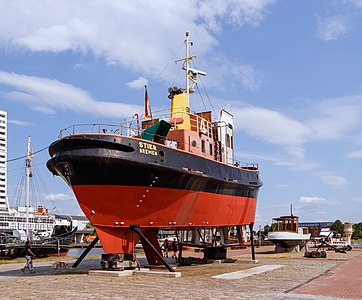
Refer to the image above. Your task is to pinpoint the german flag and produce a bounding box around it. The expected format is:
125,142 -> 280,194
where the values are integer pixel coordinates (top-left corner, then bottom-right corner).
144,85 -> 152,119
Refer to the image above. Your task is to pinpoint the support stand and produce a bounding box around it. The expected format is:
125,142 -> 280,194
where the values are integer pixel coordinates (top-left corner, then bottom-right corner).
130,226 -> 175,272
72,236 -> 99,268
249,223 -> 255,261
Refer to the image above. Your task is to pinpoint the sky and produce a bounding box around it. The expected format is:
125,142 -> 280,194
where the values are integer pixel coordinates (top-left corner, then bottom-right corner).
1,0 -> 362,228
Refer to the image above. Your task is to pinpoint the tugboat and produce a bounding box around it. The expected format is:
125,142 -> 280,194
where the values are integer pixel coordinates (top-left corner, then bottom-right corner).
267,206 -> 311,252
47,32 -> 262,271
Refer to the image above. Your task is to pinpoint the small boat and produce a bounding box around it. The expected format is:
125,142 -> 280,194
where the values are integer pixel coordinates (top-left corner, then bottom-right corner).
267,213 -> 311,252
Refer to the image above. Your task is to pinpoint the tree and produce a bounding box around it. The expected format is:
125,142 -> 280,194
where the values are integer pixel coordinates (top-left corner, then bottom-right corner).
330,220 -> 344,235
85,221 -> 94,229
263,225 -> 271,235
352,223 -> 362,240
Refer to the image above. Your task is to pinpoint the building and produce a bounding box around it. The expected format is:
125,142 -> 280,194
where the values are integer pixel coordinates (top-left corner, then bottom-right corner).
0,110 -> 8,214
299,221 -> 333,237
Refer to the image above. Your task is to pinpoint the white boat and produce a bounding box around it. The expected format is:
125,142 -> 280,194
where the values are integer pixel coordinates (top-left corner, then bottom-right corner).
267,214 -> 311,252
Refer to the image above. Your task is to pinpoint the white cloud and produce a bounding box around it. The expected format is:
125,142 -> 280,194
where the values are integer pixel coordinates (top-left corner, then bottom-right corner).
0,71 -> 141,118
126,77 -> 148,89
316,16 -> 350,41
346,150 -> 362,158
8,119 -> 32,126
233,105 -> 311,158
235,150 -> 320,172
341,0 -> 362,9
276,184 -> 288,189
231,64 -> 261,91
319,174 -> 348,187
352,197 -> 362,203
74,63 -> 86,69
231,94 -> 362,161
45,193 -> 74,201
299,196 -> 325,204
298,196 -> 338,205
306,96 -> 362,140
0,0 -> 275,87
197,0 -> 276,30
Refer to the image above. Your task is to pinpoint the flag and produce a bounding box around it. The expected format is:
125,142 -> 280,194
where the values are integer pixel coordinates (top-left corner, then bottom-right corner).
144,85 -> 152,119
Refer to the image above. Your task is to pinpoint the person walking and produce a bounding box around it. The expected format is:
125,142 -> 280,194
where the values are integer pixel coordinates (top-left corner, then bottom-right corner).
162,239 -> 169,258
21,240 -> 36,273
171,238 -> 178,259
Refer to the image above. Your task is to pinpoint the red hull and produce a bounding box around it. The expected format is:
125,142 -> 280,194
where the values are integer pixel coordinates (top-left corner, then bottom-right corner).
47,251 -> 69,257
73,185 -> 256,254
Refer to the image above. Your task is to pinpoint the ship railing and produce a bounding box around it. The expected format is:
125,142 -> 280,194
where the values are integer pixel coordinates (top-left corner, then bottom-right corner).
35,226 -> 77,246
58,123 -> 121,139
237,162 -> 259,170
56,112 -> 259,171
0,215 -> 55,224
118,109 -> 214,137
57,109 -> 214,139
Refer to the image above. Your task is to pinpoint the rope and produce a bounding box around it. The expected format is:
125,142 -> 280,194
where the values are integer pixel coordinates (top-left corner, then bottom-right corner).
150,42 -> 184,84
6,146 -> 48,163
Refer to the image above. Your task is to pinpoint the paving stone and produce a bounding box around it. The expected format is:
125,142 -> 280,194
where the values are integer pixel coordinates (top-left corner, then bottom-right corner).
0,246 -> 360,300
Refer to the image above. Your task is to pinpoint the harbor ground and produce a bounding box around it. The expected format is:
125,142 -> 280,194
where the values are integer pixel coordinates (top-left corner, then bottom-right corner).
0,246 -> 361,299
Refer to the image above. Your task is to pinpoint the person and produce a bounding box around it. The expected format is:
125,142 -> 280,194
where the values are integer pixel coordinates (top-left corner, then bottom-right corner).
21,240 -> 36,273
171,238 -> 178,259
162,239 -> 169,258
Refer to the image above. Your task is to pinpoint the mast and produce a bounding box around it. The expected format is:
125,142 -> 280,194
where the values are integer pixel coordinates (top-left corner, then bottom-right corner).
25,136 -> 32,236
171,32 -> 207,131
185,31 -> 190,101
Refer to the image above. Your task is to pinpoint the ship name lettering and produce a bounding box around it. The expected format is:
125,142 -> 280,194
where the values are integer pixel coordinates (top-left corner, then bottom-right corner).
139,142 -> 158,156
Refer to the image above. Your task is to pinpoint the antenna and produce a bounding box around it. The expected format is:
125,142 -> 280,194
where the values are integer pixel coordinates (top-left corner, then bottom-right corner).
174,32 -> 206,98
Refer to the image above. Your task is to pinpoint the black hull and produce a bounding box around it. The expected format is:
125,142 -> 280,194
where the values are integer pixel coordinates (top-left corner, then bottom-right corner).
47,135 -> 262,197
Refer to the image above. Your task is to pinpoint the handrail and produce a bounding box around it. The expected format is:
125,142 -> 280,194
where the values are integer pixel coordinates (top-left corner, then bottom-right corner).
55,109 -> 259,170
57,109 -> 213,139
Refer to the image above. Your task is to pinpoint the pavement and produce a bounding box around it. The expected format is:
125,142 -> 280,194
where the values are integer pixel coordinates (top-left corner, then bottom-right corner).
290,249 -> 362,299
0,246 -> 361,299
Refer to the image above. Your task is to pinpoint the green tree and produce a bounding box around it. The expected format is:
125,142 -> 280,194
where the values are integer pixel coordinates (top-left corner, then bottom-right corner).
85,221 -> 94,229
263,225 -> 271,234
352,222 -> 362,240
330,219 -> 344,235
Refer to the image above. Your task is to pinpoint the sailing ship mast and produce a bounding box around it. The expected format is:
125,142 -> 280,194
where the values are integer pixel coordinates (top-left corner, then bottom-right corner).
25,136 -> 32,236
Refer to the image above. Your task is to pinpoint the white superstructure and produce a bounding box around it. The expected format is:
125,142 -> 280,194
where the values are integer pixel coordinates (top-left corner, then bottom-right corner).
0,110 -> 8,214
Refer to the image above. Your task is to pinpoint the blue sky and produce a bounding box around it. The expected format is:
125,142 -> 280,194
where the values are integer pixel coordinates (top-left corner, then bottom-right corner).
1,0 -> 362,227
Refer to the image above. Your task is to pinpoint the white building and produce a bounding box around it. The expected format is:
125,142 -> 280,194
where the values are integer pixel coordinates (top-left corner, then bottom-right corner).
0,110 -> 8,213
